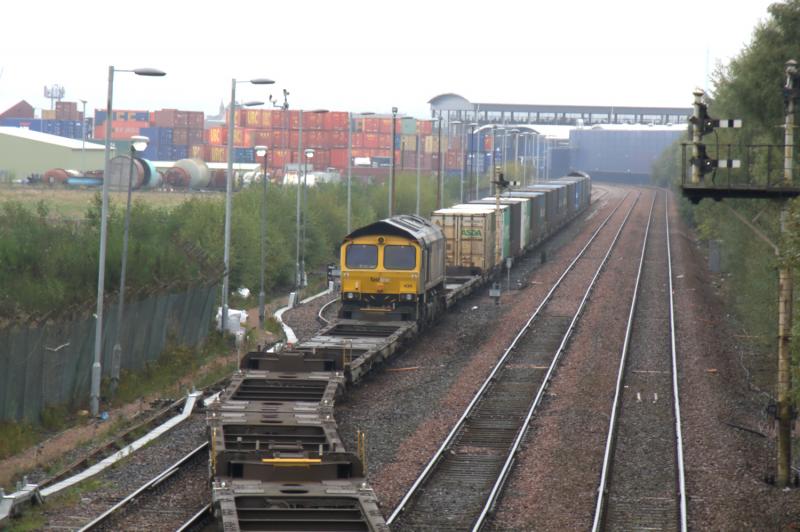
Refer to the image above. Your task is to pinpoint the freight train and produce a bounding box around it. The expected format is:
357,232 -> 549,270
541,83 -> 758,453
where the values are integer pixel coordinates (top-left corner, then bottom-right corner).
339,172 -> 591,322
206,172 -> 590,531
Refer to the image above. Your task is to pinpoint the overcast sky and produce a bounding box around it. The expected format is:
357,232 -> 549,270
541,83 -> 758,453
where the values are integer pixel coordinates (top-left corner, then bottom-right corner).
0,0 -> 777,120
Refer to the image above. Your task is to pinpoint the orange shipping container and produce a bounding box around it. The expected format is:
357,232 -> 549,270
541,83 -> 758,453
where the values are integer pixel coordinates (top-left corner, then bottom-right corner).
304,112 -> 322,130
378,134 -> 392,149
331,130 -> 347,148
365,133 -> 379,149
189,144 -> 206,159
253,130 -> 271,146
378,118 -> 392,134
417,121 -> 433,135
209,146 -> 227,162
207,127 -> 226,145
246,109 -> 262,128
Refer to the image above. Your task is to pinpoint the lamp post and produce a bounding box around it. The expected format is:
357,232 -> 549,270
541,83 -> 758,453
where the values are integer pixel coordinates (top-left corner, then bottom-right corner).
79,99 -> 87,171
436,112 -> 443,209
521,133 -> 529,186
221,77 -> 274,336
110,134 -> 149,394
490,125 -> 498,194
469,123 -> 479,199
295,109 -> 327,291
90,66 -> 164,417
389,107 -> 398,216
300,147 -> 315,289
255,145 -> 268,328
509,129 -> 519,179
450,120 -> 463,203
347,111 -> 375,233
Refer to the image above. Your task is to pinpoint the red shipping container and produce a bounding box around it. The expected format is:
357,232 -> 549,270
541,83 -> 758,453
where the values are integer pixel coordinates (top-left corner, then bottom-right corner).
369,148 -> 390,158
188,111 -> 204,129
290,130 -> 300,148
289,110 -> 301,129
304,112 -> 322,130
378,118 -> 392,134
174,111 -> 189,127
253,130 -> 271,146
270,130 -> 288,148
261,110 -> 275,128
363,118 -> 380,133
364,133 -> 379,149
352,148 -> 369,158
350,133 -> 364,148
154,109 -> 178,128
330,130 -> 347,148
330,148 -> 348,168
323,112 -> 348,131
417,121 -> 433,135
377,134 -> 392,149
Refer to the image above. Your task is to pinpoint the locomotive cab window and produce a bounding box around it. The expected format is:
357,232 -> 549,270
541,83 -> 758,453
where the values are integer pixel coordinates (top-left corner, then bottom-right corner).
384,245 -> 416,270
346,244 -> 378,269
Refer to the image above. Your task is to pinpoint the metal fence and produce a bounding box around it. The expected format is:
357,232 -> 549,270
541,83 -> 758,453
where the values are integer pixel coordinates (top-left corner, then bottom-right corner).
0,284 -> 218,423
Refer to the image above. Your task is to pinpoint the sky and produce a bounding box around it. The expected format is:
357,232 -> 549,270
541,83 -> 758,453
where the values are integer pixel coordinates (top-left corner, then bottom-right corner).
0,0 -> 778,120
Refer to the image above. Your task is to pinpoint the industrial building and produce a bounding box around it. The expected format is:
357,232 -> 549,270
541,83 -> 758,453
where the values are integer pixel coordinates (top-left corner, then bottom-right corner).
0,127 -> 109,181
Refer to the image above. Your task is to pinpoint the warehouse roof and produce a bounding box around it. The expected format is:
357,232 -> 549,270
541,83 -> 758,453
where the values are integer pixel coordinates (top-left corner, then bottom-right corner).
0,127 -> 106,150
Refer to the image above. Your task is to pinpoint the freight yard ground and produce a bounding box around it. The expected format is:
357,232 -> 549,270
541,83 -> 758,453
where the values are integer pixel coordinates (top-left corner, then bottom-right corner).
0,184 -> 215,219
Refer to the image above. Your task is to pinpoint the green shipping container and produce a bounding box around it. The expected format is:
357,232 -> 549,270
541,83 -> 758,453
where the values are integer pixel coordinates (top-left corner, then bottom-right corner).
401,118 -> 417,135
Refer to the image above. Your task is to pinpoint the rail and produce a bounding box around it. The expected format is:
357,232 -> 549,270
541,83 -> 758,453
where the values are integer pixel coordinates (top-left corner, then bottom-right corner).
590,191 -> 687,531
318,296 -> 340,325
78,442 -> 208,531
388,191 -> 639,529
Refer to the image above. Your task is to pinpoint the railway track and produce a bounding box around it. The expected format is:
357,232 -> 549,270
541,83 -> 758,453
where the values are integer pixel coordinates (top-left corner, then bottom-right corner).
388,191 -> 640,531
78,442 -> 209,531
591,191 -> 687,531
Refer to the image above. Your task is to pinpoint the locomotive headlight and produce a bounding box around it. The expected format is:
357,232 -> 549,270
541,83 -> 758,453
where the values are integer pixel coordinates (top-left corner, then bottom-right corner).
345,292 -> 356,300
404,293 -> 415,301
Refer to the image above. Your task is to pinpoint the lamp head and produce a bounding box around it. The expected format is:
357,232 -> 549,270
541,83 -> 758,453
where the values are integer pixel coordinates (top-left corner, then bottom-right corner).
130,135 -> 149,152
304,148 -> 315,158
133,68 -> 166,77
255,145 -> 267,157
250,78 -> 275,85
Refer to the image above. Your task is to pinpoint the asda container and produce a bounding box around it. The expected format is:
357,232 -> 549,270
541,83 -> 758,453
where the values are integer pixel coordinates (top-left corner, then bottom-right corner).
431,207 -> 497,275
450,203 -> 511,262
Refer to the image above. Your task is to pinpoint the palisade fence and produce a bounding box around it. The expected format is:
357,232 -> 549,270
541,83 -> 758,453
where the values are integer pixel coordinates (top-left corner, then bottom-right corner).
0,283 -> 218,423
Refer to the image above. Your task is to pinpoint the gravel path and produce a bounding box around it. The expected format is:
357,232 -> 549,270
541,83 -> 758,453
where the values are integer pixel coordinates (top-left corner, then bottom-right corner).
335,185 -> 627,515
36,414 -> 207,531
281,291 -> 337,343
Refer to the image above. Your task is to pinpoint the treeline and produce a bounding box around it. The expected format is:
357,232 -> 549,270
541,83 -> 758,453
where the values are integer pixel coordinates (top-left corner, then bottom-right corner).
0,172 -> 464,319
651,1 -> 800,375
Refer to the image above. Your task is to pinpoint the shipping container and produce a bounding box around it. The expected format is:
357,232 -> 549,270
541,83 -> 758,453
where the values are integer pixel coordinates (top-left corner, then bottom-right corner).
209,145 -> 227,163
188,111 -> 204,129
378,118 -> 392,134
431,208 -> 497,275
474,198 -> 532,253
501,191 -> 546,244
189,144 -> 206,160
330,148 -> 348,169
140,126 -> 174,146
331,130 -> 347,148
172,127 -> 189,146
417,121 -> 433,135
401,118 -> 416,135
207,127 -> 226,145
450,204 -> 511,260
323,112 -> 348,131
188,128 -> 203,145
363,117 -> 380,133
41,110 -> 57,120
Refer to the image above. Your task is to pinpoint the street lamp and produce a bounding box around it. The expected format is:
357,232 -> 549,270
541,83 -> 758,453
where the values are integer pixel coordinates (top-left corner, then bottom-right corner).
110,134 -> 149,394
389,107 -> 398,216
509,129 -> 520,179
347,111 -> 375,233
221,77 -> 274,336
436,112 -> 443,209
91,66 -> 165,417
255,145 -> 268,328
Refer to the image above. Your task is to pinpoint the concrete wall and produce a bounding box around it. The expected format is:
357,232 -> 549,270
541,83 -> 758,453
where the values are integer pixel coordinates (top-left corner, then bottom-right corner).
0,134 -> 111,180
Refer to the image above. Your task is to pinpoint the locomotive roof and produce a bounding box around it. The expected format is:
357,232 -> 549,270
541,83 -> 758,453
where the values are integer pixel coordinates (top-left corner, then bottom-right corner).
344,214 -> 444,246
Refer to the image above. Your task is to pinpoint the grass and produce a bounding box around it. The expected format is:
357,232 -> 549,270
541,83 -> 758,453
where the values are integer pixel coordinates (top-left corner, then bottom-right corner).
0,422 -> 40,461
6,478 -> 108,532
0,184 -> 217,220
